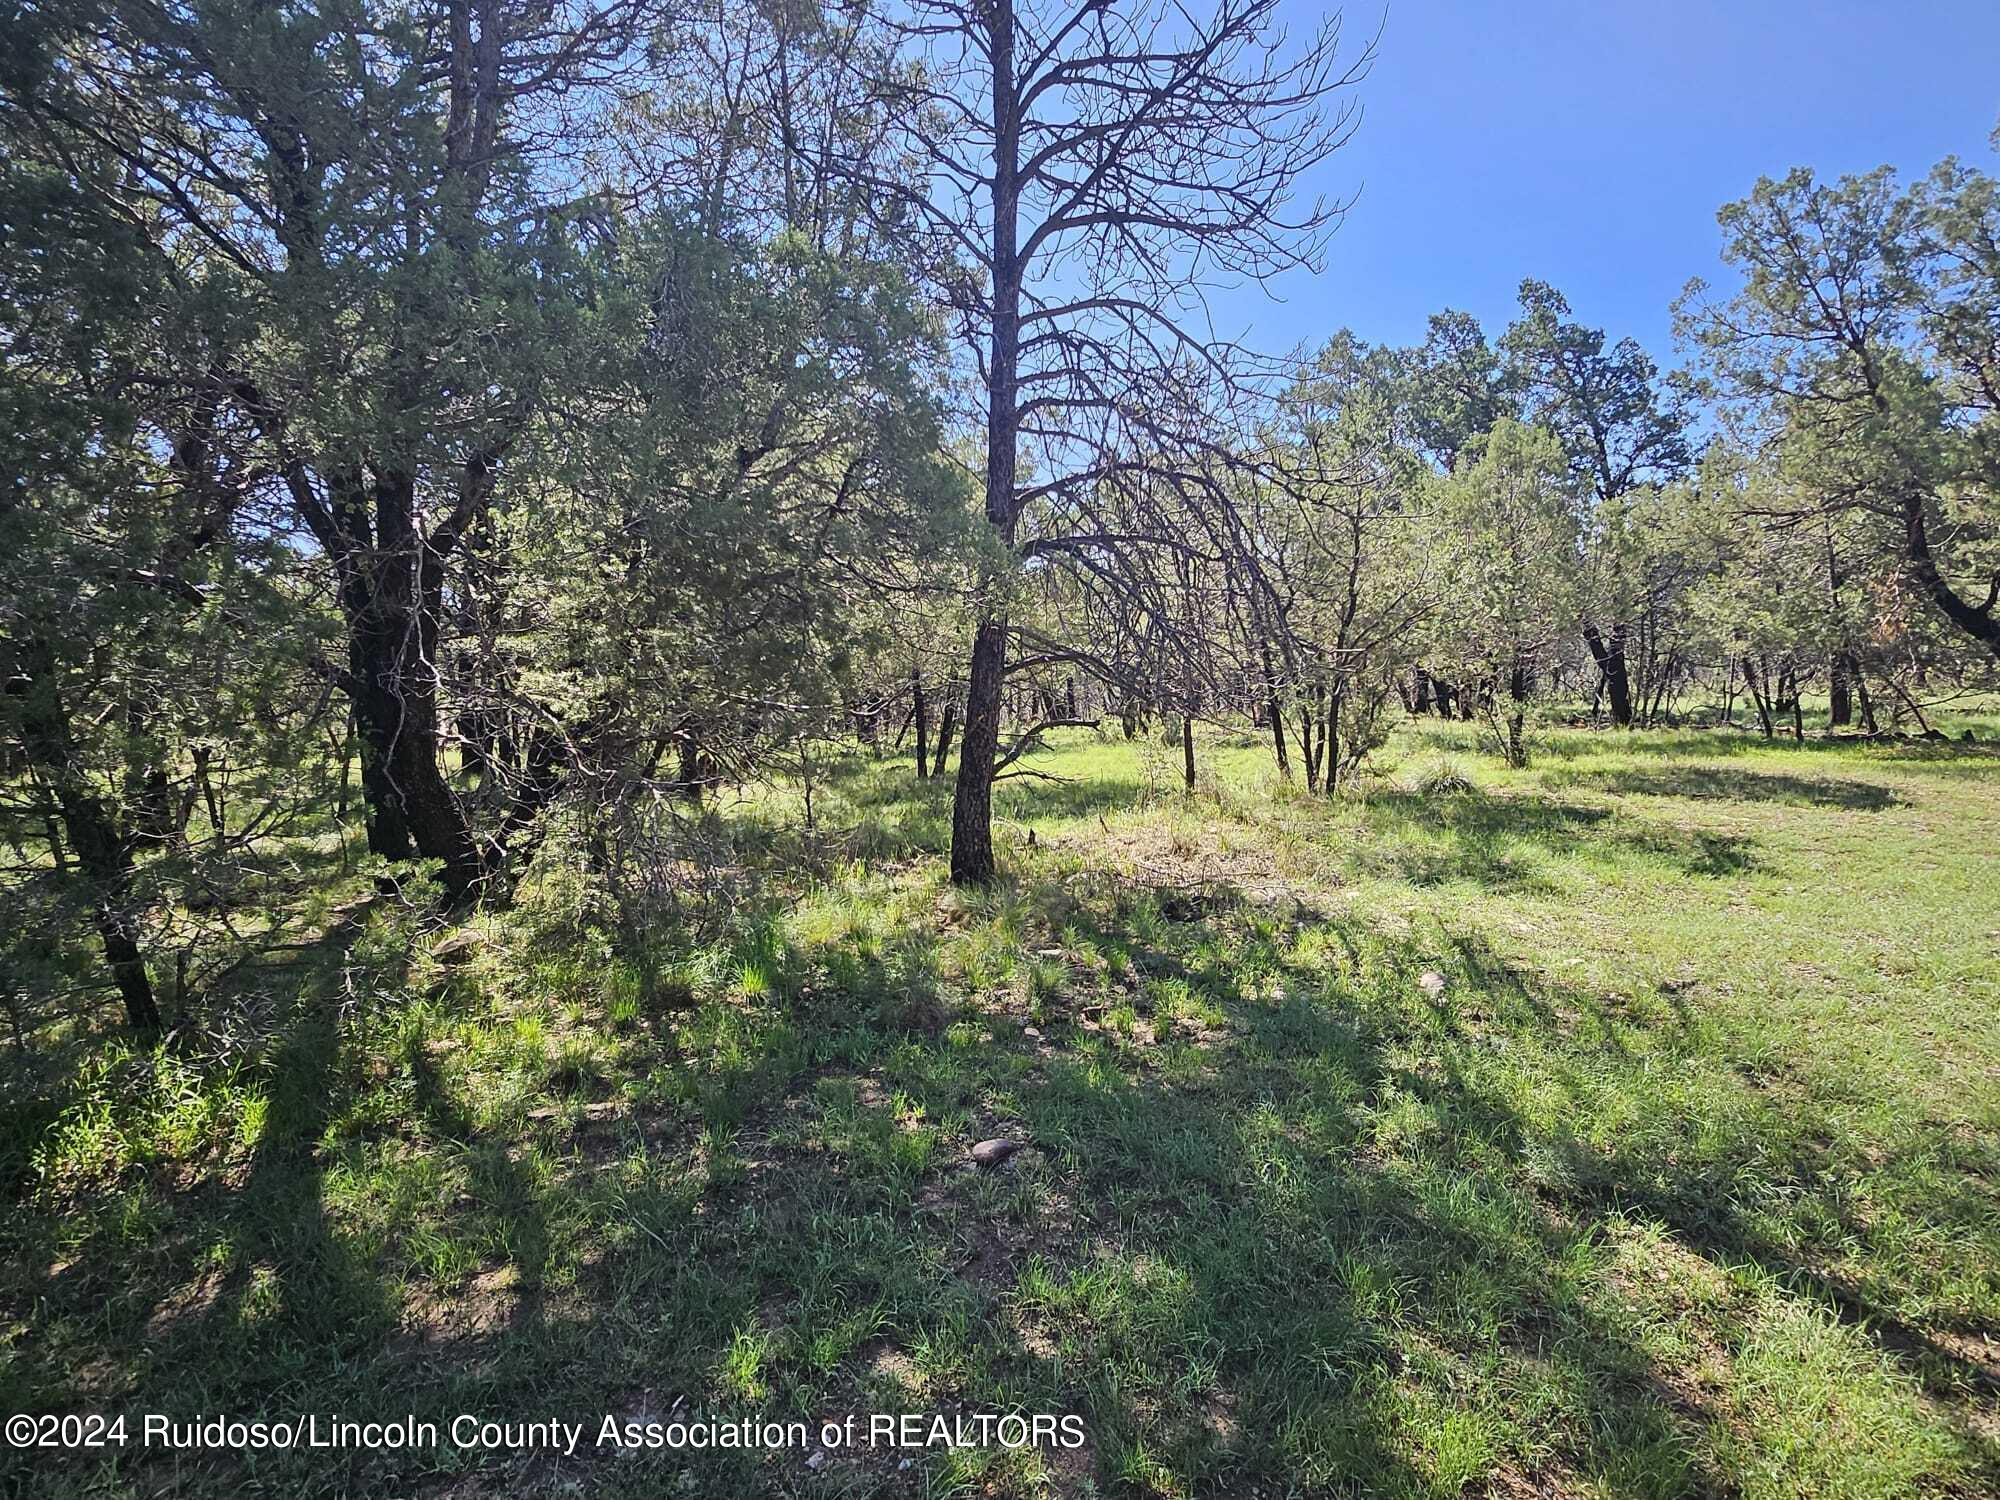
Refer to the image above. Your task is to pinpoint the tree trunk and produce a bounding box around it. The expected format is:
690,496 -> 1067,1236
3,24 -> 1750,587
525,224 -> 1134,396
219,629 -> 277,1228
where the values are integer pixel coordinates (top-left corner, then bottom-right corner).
1905,495 -> 2000,660
1506,658 -> 1529,768
1583,622 -> 1634,727
1324,684 -> 1343,795
1743,657 -> 1775,738
1181,712 -> 1196,792
322,469 -> 486,901
950,618 -> 1008,884
912,671 -> 930,780
8,636 -> 162,1034
949,0 -> 1020,887
1298,703 -> 1321,793
932,693 -> 957,779
1829,651 -> 1854,728
1260,640 -> 1291,779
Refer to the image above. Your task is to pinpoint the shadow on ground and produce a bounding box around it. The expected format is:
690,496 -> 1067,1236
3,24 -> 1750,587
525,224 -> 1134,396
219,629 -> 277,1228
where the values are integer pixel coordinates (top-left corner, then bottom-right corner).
5,841 -> 1995,1497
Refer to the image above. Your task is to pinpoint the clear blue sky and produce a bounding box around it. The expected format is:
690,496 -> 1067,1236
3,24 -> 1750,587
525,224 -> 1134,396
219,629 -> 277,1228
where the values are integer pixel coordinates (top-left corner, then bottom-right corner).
1219,0 -> 2000,366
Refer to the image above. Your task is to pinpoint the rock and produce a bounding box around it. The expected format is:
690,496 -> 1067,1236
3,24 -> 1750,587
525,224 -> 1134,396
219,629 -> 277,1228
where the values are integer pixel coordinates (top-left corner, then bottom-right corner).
971,1137 -> 1024,1168
1418,970 -> 1447,997
431,929 -> 482,964
805,1449 -> 827,1471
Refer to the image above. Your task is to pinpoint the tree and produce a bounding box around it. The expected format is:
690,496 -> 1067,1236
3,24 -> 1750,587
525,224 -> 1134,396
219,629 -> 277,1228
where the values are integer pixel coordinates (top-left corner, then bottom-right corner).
1503,281 -> 1692,725
1432,420 -> 1584,767
1251,334 -> 1436,792
1399,310 -> 1518,474
1,89 -> 335,1033
862,0 -> 1367,883
1681,161 -> 2000,664
4,0 -> 667,902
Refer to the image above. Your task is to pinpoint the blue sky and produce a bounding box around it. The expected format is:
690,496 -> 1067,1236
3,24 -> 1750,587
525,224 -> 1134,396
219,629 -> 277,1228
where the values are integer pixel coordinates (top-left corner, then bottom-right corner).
1216,0 -> 2000,366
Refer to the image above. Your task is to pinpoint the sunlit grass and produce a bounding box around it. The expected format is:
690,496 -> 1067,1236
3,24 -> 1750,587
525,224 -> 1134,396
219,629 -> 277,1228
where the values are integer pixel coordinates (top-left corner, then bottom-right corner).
3,713 -> 1997,1497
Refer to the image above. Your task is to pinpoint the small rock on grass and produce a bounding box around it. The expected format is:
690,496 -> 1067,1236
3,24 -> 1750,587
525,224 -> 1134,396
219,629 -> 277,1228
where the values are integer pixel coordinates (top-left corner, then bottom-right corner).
971,1138 -> 1024,1168
1418,970 -> 1446,996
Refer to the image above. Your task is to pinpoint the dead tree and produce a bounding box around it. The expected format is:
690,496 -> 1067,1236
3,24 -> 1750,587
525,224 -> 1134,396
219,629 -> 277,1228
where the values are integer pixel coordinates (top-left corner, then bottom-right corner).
858,0 -> 1367,883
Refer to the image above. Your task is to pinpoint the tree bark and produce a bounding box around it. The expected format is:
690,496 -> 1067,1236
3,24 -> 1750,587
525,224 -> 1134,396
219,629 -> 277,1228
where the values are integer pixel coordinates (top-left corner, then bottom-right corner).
1582,622 -> 1633,727
1324,684 -> 1344,795
7,636 -> 162,1034
1743,656 -> 1775,738
912,671 -> 930,779
1181,712 -> 1196,792
1905,495 -> 2000,660
306,466 -> 487,901
1506,658 -> 1529,768
949,0 -> 1019,886
1829,651 -> 1854,728
1260,639 -> 1290,779
949,618 -> 1008,883
932,693 -> 957,778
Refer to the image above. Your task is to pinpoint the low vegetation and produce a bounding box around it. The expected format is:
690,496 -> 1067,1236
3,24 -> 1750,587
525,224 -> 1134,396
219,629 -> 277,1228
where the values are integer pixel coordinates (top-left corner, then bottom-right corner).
6,718 -> 1996,1498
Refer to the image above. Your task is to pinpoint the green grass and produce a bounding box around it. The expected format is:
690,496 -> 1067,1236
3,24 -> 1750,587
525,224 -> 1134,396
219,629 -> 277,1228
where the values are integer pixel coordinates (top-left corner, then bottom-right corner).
3,718 -> 1998,1497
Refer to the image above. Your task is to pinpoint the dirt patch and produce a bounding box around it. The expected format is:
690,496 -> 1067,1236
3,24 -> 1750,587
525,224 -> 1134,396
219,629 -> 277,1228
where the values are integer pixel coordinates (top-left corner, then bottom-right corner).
403,1264 -> 522,1349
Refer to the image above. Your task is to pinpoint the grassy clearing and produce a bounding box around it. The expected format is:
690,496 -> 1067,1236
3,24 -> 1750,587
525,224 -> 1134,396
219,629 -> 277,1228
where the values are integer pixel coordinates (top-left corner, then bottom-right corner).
3,716 -> 1998,1497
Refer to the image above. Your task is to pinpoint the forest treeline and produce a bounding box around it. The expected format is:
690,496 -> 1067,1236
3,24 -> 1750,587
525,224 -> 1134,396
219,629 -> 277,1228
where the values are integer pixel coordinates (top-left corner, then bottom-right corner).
3,0 -> 1997,1041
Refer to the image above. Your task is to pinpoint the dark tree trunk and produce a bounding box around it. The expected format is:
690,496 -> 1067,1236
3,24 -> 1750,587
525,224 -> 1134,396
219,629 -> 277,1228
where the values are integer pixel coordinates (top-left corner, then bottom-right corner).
1181,712 -> 1196,792
1260,640 -> 1291,779
950,618 -> 1008,884
1743,657 -> 1775,739
1905,496 -> 2000,660
8,637 -> 162,1034
1412,669 -> 1434,714
1324,684 -> 1344,795
1583,622 -> 1634,727
912,672 -> 930,779
69,804 -> 159,1036
311,467 -> 487,901
1829,651 -> 1854,728
349,614 -> 480,891
676,729 -> 702,805
1298,686 -> 1324,793
1506,658 -> 1529,768
949,0 -> 1019,886
932,693 -> 957,779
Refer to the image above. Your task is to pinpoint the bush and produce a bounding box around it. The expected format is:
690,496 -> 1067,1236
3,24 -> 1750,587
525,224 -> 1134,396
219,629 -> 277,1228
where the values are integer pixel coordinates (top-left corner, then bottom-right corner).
1405,757 -> 1480,798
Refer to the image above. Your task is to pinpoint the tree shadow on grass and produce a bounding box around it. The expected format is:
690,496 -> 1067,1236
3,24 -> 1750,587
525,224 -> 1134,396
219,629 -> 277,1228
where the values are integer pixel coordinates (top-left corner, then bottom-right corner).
11,864 -> 1996,1497
1502,726 -> 2000,768
1549,764 -> 1904,810
784,885 -> 1993,1495
1356,788 -> 1759,890
0,910 -> 405,1493
827,912 -> 1718,1494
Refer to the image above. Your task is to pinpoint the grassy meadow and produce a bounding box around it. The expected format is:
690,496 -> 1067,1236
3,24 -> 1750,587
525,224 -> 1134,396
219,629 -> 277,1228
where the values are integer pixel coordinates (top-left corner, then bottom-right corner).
3,713 -> 1998,1498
